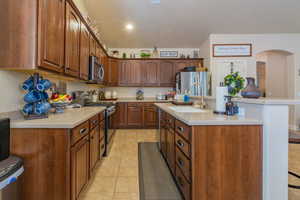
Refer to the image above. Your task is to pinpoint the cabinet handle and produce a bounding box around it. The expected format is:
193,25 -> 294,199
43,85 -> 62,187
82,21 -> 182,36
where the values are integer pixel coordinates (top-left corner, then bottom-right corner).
93,120 -> 98,125
80,128 -> 88,135
177,126 -> 184,132
177,157 -> 184,167
177,176 -> 184,187
168,119 -> 172,123
101,144 -> 105,149
177,140 -> 184,148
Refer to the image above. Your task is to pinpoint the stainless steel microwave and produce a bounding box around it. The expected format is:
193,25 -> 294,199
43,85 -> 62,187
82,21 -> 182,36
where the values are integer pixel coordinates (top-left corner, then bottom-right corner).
89,56 -> 104,83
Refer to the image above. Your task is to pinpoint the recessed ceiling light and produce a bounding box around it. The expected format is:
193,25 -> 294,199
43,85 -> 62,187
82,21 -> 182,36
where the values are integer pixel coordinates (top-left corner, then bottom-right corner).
151,0 -> 160,4
125,24 -> 134,31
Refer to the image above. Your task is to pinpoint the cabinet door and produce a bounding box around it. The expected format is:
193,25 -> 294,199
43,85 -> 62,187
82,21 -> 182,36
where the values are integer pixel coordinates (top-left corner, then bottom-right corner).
113,103 -> 127,128
89,37 -> 96,56
166,129 -> 175,175
89,127 -> 99,172
130,61 -> 142,86
79,23 -> 90,80
65,3 -> 81,77
143,61 -> 159,86
144,106 -> 158,128
108,59 -> 119,86
127,103 -> 143,127
160,121 -> 167,159
119,60 -> 130,85
71,135 -> 89,200
38,0 -> 65,72
159,61 -> 175,87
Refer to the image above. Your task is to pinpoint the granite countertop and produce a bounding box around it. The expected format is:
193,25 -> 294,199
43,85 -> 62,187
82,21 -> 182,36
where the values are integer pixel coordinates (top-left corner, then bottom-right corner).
154,103 -> 262,126
4,107 -> 106,129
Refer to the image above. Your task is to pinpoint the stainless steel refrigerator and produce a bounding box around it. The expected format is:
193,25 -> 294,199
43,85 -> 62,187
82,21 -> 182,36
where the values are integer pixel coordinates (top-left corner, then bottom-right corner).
175,72 -> 210,96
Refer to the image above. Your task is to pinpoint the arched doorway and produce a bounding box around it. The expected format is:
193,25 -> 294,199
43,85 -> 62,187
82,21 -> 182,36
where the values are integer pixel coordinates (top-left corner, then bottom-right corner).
255,50 -> 295,98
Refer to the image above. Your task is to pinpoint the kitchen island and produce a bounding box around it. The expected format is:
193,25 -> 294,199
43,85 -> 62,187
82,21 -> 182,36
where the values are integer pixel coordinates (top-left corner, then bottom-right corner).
155,103 -> 263,200
6,107 -> 106,200
156,98 -> 300,200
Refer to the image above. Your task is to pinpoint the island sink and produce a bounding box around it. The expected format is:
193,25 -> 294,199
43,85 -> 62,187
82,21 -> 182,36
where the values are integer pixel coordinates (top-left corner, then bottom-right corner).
168,106 -> 208,113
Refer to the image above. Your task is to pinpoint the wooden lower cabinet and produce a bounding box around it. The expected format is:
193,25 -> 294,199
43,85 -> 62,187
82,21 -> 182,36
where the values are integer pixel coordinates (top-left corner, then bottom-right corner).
143,105 -> 158,128
159,110 -> 263,200
89,126 -> 100,173
71,135 -> 90,200
113,102 -> 158,129
166,128 -> 175,175
127,103 -> 143,127
10,111 -> 106,200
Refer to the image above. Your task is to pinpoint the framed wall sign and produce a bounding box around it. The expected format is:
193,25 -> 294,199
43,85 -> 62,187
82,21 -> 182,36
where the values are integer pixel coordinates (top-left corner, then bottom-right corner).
213,44 -> 252,57
160,51 -> 178,58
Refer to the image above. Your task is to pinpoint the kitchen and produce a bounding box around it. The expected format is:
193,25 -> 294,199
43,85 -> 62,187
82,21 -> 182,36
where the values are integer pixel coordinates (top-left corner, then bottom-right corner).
0,0 -> 300,200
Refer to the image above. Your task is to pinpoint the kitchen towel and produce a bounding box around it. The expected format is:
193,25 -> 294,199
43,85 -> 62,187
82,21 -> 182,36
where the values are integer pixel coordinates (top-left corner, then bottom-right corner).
215,86 -> 228,113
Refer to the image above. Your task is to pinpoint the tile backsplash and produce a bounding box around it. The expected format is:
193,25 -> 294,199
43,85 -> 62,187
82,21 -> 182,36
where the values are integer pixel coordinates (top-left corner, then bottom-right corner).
0,71 -> 98,113
105,87 -> 173,98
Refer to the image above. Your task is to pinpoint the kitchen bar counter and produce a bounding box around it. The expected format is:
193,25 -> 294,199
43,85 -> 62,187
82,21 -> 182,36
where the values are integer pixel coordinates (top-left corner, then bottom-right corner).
154,103 -> 262,126
4,107 -> 106,129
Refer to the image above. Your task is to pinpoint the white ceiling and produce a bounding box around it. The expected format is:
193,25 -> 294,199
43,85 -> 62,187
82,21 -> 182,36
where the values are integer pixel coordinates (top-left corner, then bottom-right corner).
83,0 -> 300,48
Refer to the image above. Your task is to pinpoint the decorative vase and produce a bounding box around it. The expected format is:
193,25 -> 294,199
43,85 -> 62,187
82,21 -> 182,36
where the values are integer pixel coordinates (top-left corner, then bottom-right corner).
241,77 -> 261,98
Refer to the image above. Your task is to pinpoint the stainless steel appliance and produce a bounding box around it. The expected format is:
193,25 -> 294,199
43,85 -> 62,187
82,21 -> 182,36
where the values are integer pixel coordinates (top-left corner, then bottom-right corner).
84,102 -> 116,157
105,105 -> 116,156
89,56 -> 104,83
175,72 -> 210,96
0,119 -> 24,200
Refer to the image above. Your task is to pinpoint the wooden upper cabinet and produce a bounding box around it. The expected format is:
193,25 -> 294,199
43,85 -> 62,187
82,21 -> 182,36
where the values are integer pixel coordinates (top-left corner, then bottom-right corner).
130,61 -> 142,86
89,37 -> 96,57
79,23 -> 90,80
143,61 -> 159,86
119,60 -> 130,85
108,59 -> 119,86
159,61 -> 175,87
37,0 -> 65,72
65,2 -> 81,77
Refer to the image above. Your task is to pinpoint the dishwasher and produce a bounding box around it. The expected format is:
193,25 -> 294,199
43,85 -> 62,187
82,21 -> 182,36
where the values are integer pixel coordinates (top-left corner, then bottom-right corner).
0,118 -> 24,200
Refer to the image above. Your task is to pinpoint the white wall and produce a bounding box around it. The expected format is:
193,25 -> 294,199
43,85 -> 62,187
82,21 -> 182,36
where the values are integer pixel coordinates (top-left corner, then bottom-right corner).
199,39 -> 211,69
0,71 -> 97,113
105,87 -> 172,98
204,33 -> 300,129
108,48 -> 200,58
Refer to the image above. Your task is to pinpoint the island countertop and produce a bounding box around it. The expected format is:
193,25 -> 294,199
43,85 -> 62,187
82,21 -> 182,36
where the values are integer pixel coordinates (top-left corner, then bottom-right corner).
4,107 -> 106,129
154,103 -> 262,126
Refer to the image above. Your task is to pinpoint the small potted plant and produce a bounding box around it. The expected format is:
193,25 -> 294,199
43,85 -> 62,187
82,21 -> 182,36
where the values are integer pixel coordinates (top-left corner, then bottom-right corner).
224,71 -> 245,96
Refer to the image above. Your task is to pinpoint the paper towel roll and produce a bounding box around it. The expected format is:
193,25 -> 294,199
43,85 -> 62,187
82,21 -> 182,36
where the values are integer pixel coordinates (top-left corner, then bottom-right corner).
215,86 -> 228,113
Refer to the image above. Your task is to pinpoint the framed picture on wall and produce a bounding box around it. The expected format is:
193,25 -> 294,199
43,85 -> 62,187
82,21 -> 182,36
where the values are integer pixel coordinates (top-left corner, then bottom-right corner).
160,51 -> 178,58
213,44 -> 252,57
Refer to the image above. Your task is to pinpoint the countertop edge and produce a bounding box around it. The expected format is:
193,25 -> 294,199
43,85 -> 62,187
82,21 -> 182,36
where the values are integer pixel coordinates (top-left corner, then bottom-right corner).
9,107 -> 106,129
154,103 -> 263,126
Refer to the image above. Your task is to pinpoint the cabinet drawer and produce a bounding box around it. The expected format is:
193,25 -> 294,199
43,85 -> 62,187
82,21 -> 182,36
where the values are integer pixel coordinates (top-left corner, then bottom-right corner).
144,102 -> 154,107
166,114 -> 175,129
176,146 -> 191,182
90,115 -> 99,130
127,102 -> 141,107
175,133 -> 191,158
175,165 -> 191,200
175,120 -> 191,142
71,121 -> 90,145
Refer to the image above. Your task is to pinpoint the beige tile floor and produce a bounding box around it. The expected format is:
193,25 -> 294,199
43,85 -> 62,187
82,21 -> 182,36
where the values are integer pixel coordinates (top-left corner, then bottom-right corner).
79,129 -> 300,200
80,129 -> 158,200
